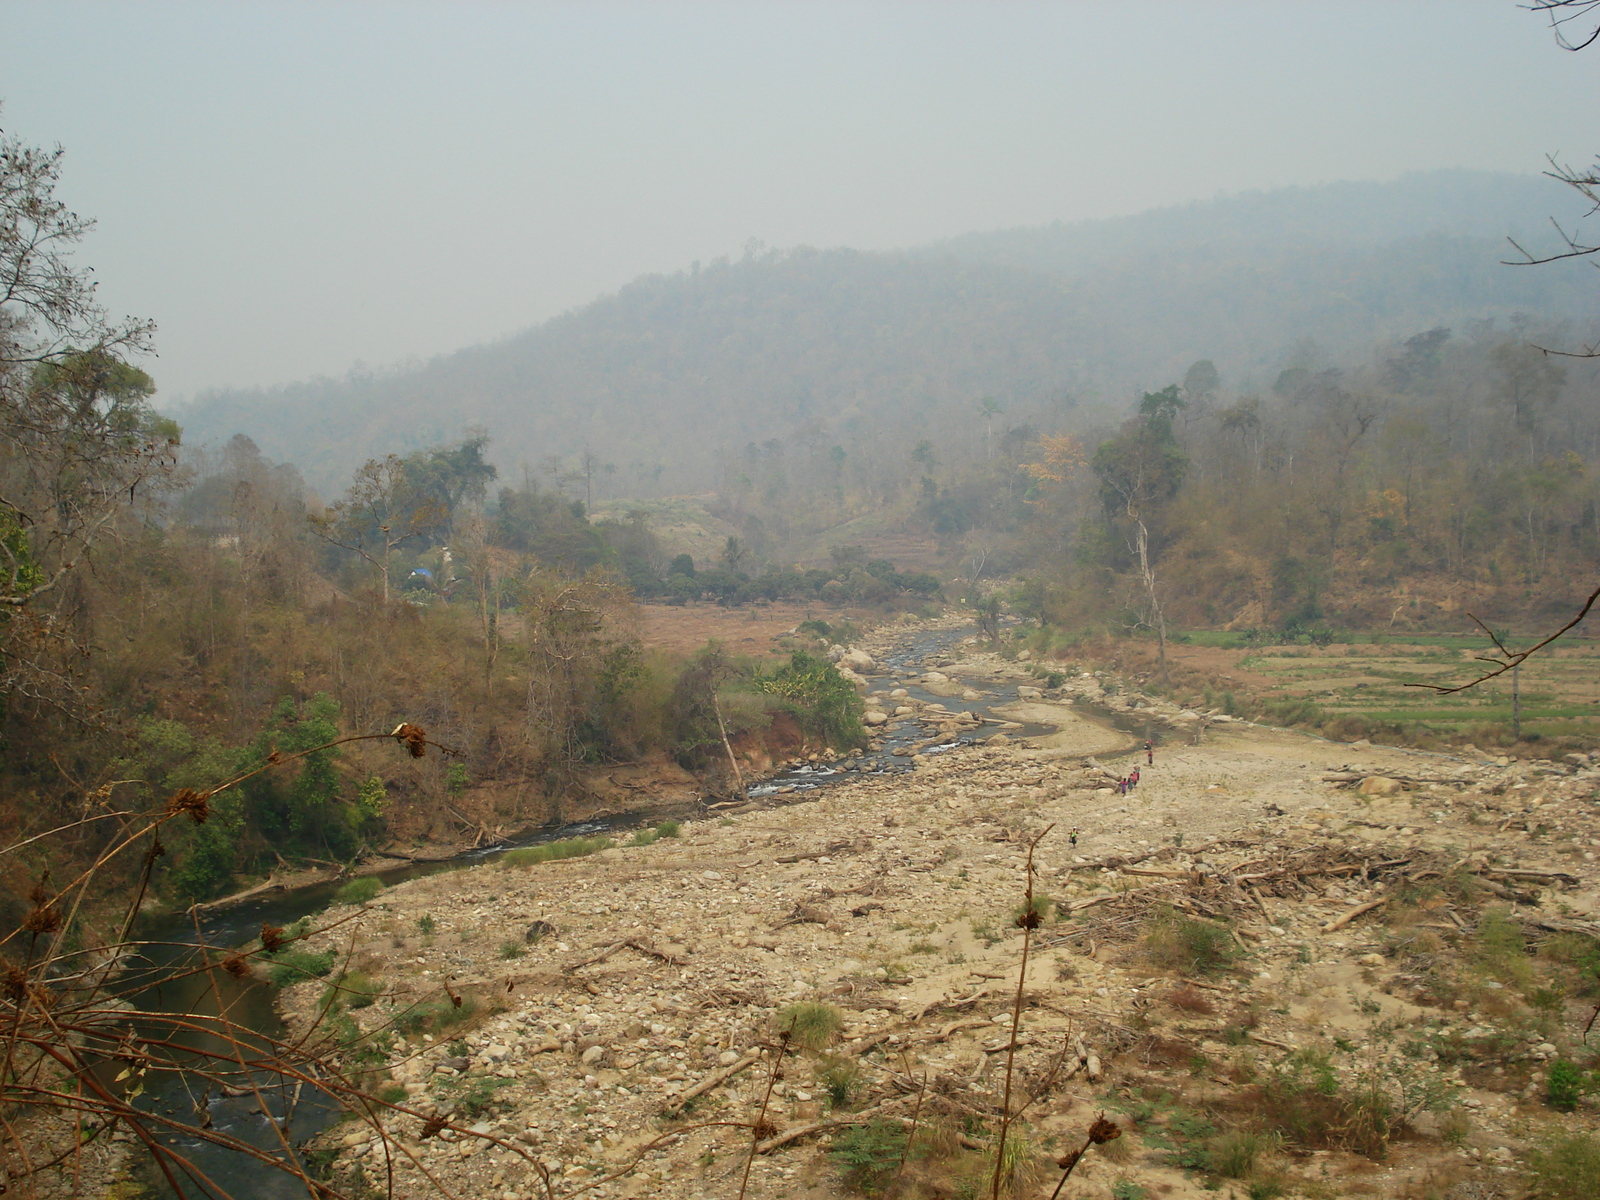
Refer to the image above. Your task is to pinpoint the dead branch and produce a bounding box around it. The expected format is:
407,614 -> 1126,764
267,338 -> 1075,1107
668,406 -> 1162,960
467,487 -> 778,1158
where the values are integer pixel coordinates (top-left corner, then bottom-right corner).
1320,897 -> 1388,933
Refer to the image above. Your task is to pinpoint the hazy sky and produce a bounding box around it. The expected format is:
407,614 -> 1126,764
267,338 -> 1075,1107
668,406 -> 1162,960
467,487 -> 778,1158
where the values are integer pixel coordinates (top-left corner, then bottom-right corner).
2,1 -> 1596,403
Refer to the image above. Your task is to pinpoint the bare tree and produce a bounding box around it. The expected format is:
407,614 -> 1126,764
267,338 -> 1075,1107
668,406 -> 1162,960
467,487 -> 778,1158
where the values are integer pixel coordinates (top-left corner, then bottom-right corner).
0,120 -> 173,709
1502,4 -> 1600,355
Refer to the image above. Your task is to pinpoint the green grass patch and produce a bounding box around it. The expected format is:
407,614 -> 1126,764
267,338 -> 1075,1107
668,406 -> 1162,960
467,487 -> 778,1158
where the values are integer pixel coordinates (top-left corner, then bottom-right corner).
776,1001 -> 844,1052
435,1072 -> 515,1118
1143,905 -> 1238,976
266,947 -> 336,987
332,876 -> 383,905
393,996 -> 477,1037
499,836 -> 613,868
319,969 -> 380,1011
1527,1132 -> 1600,1200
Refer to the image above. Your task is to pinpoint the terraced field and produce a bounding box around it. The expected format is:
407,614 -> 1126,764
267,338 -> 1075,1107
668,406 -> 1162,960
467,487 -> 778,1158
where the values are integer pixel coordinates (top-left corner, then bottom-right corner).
1217,634 -> 1600,743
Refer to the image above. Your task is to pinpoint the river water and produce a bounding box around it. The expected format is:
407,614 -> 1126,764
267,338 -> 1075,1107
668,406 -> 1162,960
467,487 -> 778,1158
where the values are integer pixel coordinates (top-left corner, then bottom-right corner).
120,625 -> 1121,1197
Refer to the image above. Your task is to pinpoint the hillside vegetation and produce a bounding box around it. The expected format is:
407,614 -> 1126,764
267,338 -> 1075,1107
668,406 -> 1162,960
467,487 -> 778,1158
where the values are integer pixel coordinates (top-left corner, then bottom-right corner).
173,171 -> 1598,501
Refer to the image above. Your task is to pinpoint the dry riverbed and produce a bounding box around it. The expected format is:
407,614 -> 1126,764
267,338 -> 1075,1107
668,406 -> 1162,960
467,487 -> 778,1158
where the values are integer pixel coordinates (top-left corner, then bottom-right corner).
276,654 -> 1600,1200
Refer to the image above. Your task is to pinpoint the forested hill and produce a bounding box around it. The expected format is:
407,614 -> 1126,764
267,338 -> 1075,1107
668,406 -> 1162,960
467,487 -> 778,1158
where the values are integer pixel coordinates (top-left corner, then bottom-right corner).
172,170 -> 1598,496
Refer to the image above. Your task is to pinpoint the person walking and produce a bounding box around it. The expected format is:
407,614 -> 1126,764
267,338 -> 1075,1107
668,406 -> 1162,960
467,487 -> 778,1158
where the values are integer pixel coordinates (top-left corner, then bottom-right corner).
1145,739 -> 1154,766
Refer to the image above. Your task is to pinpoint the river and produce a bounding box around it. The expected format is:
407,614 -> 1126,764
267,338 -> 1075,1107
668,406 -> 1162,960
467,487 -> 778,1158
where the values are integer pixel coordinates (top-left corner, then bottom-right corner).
117,625 -> 1130,1197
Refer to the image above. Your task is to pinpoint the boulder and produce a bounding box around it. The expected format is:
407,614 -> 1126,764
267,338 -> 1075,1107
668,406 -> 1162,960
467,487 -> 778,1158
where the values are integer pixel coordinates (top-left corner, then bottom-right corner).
1018,685 -> 1044,700
863,710 -> 889,726
841,648 -> 876,672
836,666 -> 869,690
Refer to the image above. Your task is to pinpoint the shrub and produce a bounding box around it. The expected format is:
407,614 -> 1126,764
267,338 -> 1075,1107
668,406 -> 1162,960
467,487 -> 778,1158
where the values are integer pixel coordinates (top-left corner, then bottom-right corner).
266,947 -> 336,987
754,651 -> 866,749
655,819 -> 681,838
436,1073 -> 515,1118
816,1055 -> 864,1110
1207,1129 -> 1271,1177
776,1001 -> 844,1052
629,828 -> 658,846
393,996 -> 477,1036
320,969 -> 380,1012
1143,906 -> 1238,976
500,835 -> 612,868
333,876 -> 383,906
830,1119 -> 906,1196
1013,894 -> 1052,926
417,914 -> 436,935
1547,1059 -> 1587,1112
1526,1132 -> 1600,1200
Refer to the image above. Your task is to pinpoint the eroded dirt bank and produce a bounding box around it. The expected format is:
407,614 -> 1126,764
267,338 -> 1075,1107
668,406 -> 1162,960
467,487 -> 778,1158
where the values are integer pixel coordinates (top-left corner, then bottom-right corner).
278,676 -> 1600,1200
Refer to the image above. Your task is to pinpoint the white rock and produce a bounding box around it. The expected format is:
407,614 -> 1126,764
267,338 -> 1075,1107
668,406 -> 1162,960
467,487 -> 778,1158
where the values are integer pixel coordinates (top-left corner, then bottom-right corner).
842,648 -> 876,672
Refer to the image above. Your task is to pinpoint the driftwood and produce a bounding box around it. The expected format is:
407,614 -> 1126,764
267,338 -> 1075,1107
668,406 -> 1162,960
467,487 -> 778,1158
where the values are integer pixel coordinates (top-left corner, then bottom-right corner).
1320,897 -> 1387,933
756,1094 -> 915,1154
664,1050 -> 761,1109
910,986 -> 995,1024
916,1018 -> 994,1045
190,876 -> 294,913
776,903 -> 838,929
570,937 -> 685,970
775,839 -> 859,863
1487,867 -> 1579,885
1528,916 -> 1600,940
1321,771 -> 1466,786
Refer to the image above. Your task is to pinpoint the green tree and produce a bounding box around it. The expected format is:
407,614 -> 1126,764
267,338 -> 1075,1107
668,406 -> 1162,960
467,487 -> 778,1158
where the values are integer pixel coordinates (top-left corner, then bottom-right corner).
400,434 -> 498,540
310,455 -> 442,603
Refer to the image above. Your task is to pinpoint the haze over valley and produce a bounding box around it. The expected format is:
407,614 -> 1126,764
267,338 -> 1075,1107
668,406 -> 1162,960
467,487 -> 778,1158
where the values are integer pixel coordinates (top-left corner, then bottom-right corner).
7,5 -> 1600,1199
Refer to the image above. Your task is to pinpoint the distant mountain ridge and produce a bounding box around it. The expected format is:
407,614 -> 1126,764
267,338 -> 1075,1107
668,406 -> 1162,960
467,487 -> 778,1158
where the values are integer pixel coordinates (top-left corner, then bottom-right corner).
170,170 -> 1599,495
924,169 -> 1589,272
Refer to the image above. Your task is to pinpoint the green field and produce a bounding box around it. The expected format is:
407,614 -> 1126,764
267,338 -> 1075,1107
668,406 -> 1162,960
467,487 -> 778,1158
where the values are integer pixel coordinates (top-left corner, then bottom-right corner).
1182,632 -> 1600,748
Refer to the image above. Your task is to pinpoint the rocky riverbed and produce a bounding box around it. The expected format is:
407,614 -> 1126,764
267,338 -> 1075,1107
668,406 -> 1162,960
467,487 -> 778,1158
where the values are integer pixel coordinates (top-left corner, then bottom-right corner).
273,641 -> 1600,1200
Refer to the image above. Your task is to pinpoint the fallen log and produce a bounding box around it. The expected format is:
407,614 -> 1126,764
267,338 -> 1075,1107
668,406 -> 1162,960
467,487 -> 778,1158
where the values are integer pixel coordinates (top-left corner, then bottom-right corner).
1487,867 -> 1579,885
1320,897 -> 1387,933
664,1050 -> 761,1109
1528,917 -> 1600,940
756,1095 -> 914,1154
571,937 -> 685,970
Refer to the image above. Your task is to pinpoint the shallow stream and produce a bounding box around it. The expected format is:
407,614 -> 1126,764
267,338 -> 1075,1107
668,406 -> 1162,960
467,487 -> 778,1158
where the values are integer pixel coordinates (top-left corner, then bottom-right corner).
121,624 -> 1112,1197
